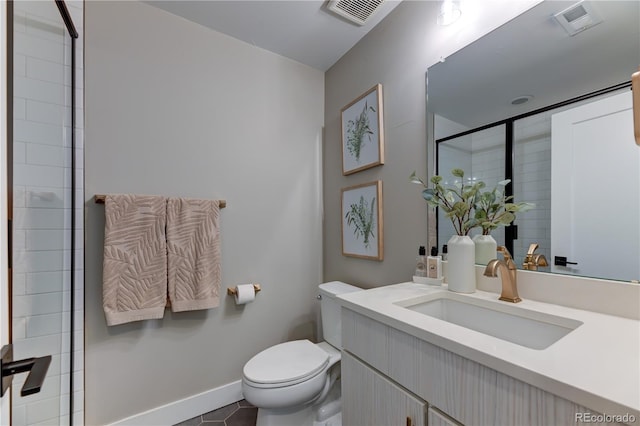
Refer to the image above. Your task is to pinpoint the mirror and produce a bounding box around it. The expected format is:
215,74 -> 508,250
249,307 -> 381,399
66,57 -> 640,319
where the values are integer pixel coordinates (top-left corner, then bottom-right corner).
426,0 -> 640,282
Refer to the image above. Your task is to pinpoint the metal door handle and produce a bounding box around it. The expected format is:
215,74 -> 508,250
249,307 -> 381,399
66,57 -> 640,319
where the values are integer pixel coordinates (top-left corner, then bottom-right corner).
1,344 -> 52,397
554,256 -> 578,266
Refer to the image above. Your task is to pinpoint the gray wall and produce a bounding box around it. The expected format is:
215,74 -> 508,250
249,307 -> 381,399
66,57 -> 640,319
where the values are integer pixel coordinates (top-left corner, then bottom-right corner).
323,0 -> 541,288
84,2 -> 324,424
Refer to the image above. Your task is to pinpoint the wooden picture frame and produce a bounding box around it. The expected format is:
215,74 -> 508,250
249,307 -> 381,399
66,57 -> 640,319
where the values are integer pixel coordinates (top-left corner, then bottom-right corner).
341,180 -> 383,261
341,84 -> 384,175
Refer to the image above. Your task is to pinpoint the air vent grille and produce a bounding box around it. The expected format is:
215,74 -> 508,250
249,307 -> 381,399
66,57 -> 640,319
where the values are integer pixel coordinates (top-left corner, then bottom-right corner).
328,0 -> 385,26
553,1 -> 603,36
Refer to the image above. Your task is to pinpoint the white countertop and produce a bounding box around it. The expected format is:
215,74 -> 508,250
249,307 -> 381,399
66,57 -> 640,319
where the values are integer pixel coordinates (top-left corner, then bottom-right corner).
338,282 -> 640,420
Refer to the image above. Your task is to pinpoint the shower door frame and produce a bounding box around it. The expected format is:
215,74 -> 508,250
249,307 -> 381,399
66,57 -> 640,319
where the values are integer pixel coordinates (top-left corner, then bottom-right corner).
5,0 -> 80,423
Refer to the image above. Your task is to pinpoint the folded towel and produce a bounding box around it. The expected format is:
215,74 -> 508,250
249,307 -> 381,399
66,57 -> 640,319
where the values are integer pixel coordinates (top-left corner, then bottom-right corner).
167,198 -> 221,312
102,194 -> 168,326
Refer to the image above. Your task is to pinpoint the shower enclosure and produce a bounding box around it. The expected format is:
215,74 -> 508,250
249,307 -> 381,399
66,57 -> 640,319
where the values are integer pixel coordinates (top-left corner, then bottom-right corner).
7,0 -> 83,424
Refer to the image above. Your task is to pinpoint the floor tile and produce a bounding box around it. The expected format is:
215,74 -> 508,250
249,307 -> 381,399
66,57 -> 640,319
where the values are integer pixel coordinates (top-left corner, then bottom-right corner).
201,402 -> 239,422
174,416 -> 202,426
173,400 -> 256,426
225,407 -> 258,426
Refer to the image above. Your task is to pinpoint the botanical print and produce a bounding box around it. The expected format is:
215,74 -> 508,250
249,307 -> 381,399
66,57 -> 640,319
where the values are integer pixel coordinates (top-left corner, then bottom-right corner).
346,101 -> 376,163
342,181 -> 383,260
341,84 -> 384,175
345,194 -> 376,249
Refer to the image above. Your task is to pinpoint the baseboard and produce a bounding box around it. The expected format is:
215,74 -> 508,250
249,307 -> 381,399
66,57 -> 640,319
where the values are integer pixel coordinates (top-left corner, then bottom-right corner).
108,380 -> 243,426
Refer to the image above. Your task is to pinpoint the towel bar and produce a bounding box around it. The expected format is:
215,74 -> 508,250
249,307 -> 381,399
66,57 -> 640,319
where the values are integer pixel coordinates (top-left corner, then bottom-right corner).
94,194 -> 226,208
227,284 -> 261,296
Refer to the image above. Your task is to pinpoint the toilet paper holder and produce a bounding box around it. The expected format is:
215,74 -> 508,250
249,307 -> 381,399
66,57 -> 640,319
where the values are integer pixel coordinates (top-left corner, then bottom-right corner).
227,284 -> 261,296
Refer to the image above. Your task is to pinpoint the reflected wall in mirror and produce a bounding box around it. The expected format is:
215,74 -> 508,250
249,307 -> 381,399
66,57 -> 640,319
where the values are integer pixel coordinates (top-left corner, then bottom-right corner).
427,0 -> 640,282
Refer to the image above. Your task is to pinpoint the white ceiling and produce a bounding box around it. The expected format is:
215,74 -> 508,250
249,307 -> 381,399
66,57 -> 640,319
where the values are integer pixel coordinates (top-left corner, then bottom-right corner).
146,0 -> 403,71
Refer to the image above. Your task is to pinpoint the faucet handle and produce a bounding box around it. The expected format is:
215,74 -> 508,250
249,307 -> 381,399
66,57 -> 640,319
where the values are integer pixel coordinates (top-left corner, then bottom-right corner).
497,246 -> 513,261
533,254 -> 548,267
523,243 -> 548,270
526,243 -> 539,255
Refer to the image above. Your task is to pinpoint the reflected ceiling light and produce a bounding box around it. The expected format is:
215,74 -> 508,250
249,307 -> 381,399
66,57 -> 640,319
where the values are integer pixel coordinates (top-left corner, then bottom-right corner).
511,95 -> 534,105
438,0 -> 462,26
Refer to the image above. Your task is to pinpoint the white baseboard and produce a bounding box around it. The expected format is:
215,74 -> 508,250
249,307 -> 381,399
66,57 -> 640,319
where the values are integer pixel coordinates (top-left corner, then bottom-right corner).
108,380 -> 243,426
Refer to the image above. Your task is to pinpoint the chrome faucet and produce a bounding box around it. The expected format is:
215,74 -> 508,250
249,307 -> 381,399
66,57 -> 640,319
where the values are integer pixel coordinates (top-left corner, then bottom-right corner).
522,243 -> 548,271
483,246 -> 521,303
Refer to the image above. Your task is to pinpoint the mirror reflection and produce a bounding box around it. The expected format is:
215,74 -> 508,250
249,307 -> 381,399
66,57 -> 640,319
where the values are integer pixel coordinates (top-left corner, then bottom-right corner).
427,0 -> 640,282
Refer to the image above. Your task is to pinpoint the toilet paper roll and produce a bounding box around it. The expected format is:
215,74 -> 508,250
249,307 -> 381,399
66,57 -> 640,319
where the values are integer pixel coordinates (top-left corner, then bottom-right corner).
234,284 -> 256,305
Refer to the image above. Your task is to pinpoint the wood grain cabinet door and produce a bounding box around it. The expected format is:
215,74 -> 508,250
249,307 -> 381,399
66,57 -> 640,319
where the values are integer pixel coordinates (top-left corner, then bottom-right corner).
342,351 -> 426,426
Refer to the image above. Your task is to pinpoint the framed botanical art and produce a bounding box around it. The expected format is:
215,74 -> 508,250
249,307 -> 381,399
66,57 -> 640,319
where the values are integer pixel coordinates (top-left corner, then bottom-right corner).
341,180 -> 383,261
341,84 -> 384,175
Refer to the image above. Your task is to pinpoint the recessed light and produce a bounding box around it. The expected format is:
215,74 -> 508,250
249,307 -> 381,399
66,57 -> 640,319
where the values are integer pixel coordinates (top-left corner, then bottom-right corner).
511,95 -> 533,106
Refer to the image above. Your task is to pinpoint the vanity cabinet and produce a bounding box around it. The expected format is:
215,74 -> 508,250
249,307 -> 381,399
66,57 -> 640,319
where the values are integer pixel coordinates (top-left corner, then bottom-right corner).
342,352 -> 426,426
341,308 -> 616,426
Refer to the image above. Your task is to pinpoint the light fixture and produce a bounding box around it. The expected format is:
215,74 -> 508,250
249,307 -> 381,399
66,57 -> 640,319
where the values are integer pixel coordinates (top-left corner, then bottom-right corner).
511,95 -> 533,106
437,0 -> 462,26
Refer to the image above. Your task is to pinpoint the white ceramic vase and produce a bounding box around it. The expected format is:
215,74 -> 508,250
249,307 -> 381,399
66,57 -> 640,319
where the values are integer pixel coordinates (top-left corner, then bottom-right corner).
446,235 -> 476,293
473,234 -> 497,265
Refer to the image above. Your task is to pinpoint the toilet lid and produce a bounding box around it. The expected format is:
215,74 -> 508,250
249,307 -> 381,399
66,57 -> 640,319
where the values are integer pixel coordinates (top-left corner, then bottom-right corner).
243,340 -> 329,386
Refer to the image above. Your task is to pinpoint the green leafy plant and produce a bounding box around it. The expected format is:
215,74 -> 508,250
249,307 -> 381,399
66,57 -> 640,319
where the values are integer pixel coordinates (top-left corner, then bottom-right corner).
410,168 -> 483,236
345,195 -> 376,248
410,169 -> 535,236
346,101 -> 376,162
473,179 -> 534,235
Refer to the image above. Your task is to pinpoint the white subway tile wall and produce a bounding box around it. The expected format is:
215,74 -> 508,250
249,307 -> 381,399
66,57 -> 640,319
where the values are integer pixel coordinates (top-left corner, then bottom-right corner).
437,137 -> 472,245
11,0 -> 83,424
470,126 -> 506,246
437,125 -> 506,247
513,112 -> 552,266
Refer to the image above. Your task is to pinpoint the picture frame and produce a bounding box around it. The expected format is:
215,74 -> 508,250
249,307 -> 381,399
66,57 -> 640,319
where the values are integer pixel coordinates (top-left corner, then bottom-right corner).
341,84 -> 384,175
341,180 -> 383,261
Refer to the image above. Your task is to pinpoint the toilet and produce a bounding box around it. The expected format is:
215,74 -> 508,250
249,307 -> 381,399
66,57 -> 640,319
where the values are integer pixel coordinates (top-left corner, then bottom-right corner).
241,281 -> 361,426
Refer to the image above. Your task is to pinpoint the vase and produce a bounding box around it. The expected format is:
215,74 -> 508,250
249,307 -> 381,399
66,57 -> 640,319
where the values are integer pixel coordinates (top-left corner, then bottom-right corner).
446,235 -> 476,293
473,234 -> 498,265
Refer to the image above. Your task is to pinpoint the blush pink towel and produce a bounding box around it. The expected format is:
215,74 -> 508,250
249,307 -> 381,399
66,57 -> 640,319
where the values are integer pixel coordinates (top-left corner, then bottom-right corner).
166,198 -> 221,312
102,194 -> 167,326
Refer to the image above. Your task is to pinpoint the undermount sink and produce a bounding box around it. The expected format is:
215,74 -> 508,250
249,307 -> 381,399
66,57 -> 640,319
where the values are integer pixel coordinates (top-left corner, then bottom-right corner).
395,292 -> 583,350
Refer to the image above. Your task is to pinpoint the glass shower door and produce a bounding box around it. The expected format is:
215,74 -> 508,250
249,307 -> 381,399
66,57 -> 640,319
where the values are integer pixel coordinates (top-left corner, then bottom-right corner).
10,1 -> 76,424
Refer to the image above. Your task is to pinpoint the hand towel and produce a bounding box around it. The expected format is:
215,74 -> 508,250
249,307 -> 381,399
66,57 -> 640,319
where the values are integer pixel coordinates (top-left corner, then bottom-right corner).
167,198 -> 221,312
102,194 -> 168,326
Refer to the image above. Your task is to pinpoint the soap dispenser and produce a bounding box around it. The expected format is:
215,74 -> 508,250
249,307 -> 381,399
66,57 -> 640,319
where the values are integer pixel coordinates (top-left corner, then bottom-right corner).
413,246 -> 442,285
427,246 -> 443,281
414,246 -> 427,278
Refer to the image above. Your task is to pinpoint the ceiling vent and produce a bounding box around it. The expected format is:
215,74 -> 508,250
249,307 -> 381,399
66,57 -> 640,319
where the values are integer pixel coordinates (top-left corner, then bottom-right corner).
553,1 -> 603,36
328,0 -> 385,26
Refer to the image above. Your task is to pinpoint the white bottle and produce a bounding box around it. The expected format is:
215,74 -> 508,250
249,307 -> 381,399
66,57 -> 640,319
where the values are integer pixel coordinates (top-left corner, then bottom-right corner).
427,246 -> 442,280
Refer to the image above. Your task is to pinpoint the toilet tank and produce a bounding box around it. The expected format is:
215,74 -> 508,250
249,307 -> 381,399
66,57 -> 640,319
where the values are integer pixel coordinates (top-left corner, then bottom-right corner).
318,281 -> 361,350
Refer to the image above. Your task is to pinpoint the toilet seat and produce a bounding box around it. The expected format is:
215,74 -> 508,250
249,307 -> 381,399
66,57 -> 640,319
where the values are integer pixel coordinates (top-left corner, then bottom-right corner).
243,340 -> 329,389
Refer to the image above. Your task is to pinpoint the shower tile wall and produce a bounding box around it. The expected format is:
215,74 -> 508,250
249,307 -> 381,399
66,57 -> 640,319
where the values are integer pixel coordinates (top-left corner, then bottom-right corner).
469,126 -> 506,245
11,1 -> 84,424
513,113 -> 552,266
437,138 -> 472,246
437,125 -> 506,247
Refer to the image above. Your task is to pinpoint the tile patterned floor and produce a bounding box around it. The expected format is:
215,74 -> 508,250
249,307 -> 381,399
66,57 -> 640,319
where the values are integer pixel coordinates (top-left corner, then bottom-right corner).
174,400 -> 257,426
